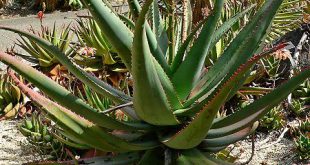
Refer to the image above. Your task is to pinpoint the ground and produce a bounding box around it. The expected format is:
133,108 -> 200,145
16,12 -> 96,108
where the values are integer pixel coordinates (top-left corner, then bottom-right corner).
0,120 -> 41,165
233,131 -> 309,165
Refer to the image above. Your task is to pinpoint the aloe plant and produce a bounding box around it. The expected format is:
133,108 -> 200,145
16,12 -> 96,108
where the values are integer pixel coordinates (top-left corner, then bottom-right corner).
259,105 -> 286,130
66,0 -> 83,9
290,118 -> 310,160
295,134 -> 310,160
0,0 -> 310,163
293,79 -> 310,104
290,99 -> 306,116
206,0 -> 306,65
77,85 -> 113,112
0,72 -> 25,120
300,118 -> 310,132
19,112 -> 75,160
73,17 -> 119,70
15,23 -> 74,69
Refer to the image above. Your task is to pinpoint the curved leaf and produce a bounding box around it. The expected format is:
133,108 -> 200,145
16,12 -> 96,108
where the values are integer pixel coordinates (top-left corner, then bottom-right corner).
208,69 -> 310,138
9,71 -> 159,152
171,18 -> 207,73
0,26 -> 139,119
185,0 -> 284,107
161,43 -> 288,148
132,0 -> 179,125
210,4 -> 255,51
81,0 -> 133,70
0,51 -> 150,131
177,149 -> 218,165
172,0 -> 225,100
201,122 -> 258,149
127,0 -> 171,75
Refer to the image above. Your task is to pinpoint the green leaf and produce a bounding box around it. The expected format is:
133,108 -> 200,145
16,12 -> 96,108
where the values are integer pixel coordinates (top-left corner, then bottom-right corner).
145,24 -> 171,75
153,59 -> 183,110
9,72 -> 158,152
138,148 -> 164,165
172,0 -> 225,100
132,0 -> 179,125
81,0 -> 133,70
0,26 -> 139,119
162,43 -> 288,148
210,4 -> 255,51
177,149 -> 218,165
185,0 -> 284,107
209,69 -> 310,138
201,122 -> 258,149
118,14 -> 135,29
0,51 -> 150,131
9,72 -> 87,134
51,132 -> 90,149
161,74 -> 233,149
171,18 -> 207,73
127,0 -> 171,75
17,37 -> 40,59
151,0 -> 168,56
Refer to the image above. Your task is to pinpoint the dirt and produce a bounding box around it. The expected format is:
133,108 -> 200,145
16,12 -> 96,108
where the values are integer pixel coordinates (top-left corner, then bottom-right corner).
0,120 -> 42,165
0,1 -> 37,20
232,131 -> 309,165
0,7 -> 36,20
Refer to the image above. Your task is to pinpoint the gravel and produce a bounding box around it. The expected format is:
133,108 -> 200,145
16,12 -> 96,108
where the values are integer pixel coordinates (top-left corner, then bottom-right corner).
0,120 -> 41,165
232,131 -> 309,165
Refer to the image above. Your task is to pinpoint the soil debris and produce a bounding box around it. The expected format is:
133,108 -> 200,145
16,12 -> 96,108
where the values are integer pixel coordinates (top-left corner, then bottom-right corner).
0,120 -> 40,165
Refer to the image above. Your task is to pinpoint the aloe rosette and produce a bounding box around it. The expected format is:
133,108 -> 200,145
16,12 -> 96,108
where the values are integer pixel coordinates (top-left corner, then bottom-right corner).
18,111 -> 74,160
0,73 -> 24,120
74,18 -> 117,66
15,23 -> 74,68
0,0 -> 310,164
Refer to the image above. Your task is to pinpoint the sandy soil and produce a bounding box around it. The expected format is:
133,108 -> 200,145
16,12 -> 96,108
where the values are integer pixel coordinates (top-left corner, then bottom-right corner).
0,120 -> 41,165
233,131 -> 309,165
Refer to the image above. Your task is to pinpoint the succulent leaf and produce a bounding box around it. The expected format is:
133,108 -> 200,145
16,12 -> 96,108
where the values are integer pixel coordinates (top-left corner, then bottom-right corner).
172,0 -> 225,100
0,26 -> 138,118
171,18 -> 207,73
81,0 -> 133,70
185,0 -> 284,106
138,148 -> 164,165
151,0 -> 169,57
161,45 -> 287,149
209,69 -> 310,138
210,4 -> 255,51
0,51 -> 149,130
177,149 -> 218,165
201,122 -> 258,149
132,0 -> 179,125
9,71 -> 159,152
